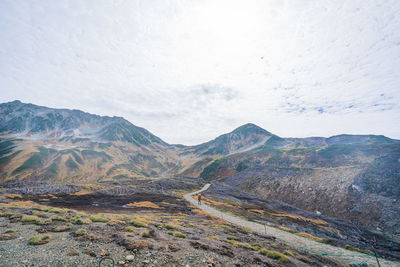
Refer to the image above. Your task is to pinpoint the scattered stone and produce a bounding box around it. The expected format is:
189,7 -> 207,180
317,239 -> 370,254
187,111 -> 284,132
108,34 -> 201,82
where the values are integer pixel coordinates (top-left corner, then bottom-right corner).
82,249 -> 96,257
67,250 -> 80,256
100,249 -> 109,256
190,241 -> 210,250
207,258 -> 216,266
117,261 -> 125,265
125,255 -> 135,261
168,244 -> 180,252
124,239 -> 153,250
143,259 -> 150,264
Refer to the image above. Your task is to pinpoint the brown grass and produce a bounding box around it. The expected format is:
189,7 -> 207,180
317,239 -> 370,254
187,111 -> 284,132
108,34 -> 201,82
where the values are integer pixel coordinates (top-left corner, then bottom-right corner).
295,232 -> 330,243
0,193 -> 23,199
201,198 -> 236,209
2,201 -> 42,209
71,190 -> 92,196
271,213 -> 327,225
248,209 -> 264,214
278,226 -> 297,233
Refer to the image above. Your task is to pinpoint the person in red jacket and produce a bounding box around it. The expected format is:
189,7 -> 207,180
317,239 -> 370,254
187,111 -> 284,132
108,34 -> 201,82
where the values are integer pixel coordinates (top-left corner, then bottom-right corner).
198,194 -> 202,205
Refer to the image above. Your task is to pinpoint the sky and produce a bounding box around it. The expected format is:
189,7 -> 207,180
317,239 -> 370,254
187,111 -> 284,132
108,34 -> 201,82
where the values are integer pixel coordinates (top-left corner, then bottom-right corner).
1,0 -> 400,145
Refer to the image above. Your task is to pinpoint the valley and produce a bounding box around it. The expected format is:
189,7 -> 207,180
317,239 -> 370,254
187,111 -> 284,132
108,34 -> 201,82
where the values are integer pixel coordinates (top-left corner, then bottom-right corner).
1,100 -> 400,266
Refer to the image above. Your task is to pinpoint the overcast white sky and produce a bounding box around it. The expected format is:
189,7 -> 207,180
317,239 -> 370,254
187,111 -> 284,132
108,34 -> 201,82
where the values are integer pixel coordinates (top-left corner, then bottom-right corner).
1,0 -> 400,144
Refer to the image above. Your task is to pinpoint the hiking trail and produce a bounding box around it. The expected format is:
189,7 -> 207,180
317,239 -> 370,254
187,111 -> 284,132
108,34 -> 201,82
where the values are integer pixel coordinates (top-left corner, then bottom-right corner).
183,184 -> 400,267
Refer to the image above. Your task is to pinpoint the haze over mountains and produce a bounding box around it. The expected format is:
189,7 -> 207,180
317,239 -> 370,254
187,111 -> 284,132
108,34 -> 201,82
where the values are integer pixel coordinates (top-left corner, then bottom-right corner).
1,100 -> 399,234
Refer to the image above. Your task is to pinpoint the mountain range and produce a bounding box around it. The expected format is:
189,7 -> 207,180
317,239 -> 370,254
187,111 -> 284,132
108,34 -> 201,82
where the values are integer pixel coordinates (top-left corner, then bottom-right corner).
1,100 -> 399,233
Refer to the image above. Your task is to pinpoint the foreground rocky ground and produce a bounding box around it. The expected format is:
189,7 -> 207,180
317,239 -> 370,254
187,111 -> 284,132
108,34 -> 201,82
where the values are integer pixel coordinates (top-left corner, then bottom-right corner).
0,179 -> 343,266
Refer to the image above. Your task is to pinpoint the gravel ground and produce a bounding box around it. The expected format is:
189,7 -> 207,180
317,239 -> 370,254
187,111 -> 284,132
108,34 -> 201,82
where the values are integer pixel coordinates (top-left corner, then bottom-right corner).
0,218 -> 257,267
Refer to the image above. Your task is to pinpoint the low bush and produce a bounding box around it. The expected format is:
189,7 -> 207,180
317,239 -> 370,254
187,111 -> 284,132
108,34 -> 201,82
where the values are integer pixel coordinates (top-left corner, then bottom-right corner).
124,226 -> 136,232
90,216 -> 109,223
142,231 -> 150,238
129,220 -> 146,228
283,250 -> 295,256
0,211 -> 13,217
21,215 -> 40,224
50,215 -> 67,221
259,249 -> 290,262
343,245 -> 374,255
72,215 -> 83,224
75,229 -> 87,236
42,207 -> 67,214
173,232 -> 186,238
28,235 -> 50,245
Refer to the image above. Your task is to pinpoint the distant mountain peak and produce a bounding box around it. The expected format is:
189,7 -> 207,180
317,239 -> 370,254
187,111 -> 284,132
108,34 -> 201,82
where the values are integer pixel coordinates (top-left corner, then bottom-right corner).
232,123 -> 273,136
185,123 -> 274,156
0,100 -> 167,147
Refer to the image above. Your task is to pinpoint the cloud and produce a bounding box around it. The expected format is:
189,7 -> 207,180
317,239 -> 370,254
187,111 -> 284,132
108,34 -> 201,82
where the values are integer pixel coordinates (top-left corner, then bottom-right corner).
0,0 -> 400,144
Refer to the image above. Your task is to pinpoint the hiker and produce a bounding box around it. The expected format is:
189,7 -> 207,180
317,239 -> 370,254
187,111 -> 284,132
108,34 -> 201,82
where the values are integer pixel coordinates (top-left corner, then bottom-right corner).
198,194 -> 202,205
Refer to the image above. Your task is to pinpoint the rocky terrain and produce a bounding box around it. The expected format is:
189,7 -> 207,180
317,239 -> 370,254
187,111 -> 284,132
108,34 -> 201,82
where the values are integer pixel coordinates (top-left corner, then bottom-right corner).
0,180 -> 343,267
197,143 -> 400,235
1,100 -> 400,266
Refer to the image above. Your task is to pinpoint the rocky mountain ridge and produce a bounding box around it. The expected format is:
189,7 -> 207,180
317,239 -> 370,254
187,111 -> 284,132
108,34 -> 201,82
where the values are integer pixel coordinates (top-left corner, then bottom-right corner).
1,100 -> 399,235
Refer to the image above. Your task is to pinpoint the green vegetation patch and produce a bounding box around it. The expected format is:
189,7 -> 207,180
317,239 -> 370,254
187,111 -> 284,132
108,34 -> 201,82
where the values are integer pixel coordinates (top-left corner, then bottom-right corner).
98,143 -> 112,149
90,216 -> 109,223
124,226 -> 136,232
173,232 -> 186,238
0,211 -> 14,217
236,159 -> 250,172
75,228 -> 87,236
36,219 -> 52,225
81,150 -> 111,160
28,235 -> 51,245
142,231 -> 150,238
259,248 -> 290,262
200,157 -> 226,180
21,215 -> 40,224
343,245 -> 374,255
66,157 -> 79,169
165,224 -> 175,230
0,150 -> 21,166
129,219 -> 147,228
41,207 -> 67,213
50,215 -> 67,221
72,215 -> 83,224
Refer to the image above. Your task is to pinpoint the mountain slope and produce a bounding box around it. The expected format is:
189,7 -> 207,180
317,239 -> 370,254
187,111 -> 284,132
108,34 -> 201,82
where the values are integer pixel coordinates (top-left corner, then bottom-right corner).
182,123 -> 273,156
0,100 -> 175,182
195,142 -> 400,234
0,100 -> 167,146
1,100 -> 400,235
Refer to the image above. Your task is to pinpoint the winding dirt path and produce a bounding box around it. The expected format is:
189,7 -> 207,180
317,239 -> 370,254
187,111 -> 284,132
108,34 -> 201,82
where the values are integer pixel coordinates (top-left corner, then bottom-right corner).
183,184 -> 400,267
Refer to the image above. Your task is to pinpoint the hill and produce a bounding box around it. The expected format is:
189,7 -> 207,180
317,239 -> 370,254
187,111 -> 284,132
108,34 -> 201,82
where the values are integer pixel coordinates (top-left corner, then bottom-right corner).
1,100 -> 399,236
